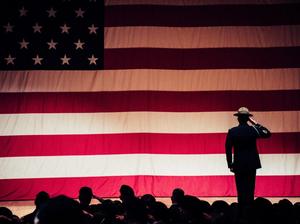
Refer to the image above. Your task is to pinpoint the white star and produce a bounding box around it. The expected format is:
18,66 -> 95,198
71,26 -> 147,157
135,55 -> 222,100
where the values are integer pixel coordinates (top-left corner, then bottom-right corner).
32,23 -> 42,33
75,8 -> 85,18
3,23 -> 14,33
32,54 -> 43,65
74,39 -> 85,50
19,39 -> 29,49
88,54 -> 98,65
4,54 -> 15,65
47,8 -> 57,18
47,39 -> 58,49
60,24 -> 70,34
19,6 -> 28,17
61,54 -> 71,65
88,24 -> 98,34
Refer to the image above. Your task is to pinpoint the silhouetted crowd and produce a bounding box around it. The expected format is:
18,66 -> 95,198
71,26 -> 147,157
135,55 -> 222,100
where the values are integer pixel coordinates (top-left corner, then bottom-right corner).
0,185 -> 300,224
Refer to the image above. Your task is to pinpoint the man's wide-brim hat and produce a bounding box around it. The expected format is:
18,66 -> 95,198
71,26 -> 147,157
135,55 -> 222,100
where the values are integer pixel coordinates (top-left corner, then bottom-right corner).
234,107 -> 253,117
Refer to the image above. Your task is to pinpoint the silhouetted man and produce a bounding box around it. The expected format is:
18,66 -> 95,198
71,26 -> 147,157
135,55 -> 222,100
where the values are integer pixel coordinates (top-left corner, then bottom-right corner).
119,185 -> 147,223
36,195 -> 86,224
226,107 -> 271,207
78,186 -> 103,214
21,191 -> 49,224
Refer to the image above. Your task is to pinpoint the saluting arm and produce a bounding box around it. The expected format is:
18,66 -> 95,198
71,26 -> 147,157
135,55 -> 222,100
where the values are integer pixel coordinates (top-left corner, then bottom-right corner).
249,117 -> 271,138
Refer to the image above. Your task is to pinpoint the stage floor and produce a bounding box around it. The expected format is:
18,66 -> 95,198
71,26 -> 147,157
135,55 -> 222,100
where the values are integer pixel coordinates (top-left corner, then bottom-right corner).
1,197 -> 300,218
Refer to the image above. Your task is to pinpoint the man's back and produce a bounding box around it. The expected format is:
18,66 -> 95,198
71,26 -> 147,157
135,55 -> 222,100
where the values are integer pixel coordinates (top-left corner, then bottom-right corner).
226,124 -> 262,171
225,107 -> 271,206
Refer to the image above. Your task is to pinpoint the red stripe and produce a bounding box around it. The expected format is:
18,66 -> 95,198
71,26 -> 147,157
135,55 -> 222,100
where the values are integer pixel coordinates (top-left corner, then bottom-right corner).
0,175 -> 299,200
0,133 -> 298,157
105,4 -> 300,27
1,90 -> 299,113
104,47 -> 300,69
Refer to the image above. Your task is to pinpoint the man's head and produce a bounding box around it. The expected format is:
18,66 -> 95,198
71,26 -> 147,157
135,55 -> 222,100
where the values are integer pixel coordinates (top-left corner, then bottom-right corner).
35,191 -> 50,209
234,107 -> 252,124
119,185 -> 135,202
37,195 -> 84,224
171,188 -> 185,204
78,186 -> 93,206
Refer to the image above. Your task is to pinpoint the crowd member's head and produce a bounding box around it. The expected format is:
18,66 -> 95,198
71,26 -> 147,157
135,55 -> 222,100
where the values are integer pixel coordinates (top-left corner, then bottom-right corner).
0,207 -> 15,224
248,197 -> 273,223
119,185 -> 135,203
171,188 -> 185,205
274,199 -> 295,223
0,207 -> 13,220
141,194 -> 156,209
210,201 -> 230,224
150,201 -> 169,223
119,185 -> 148,223
21,191 -> 50,224
0,207 -> 21,224
211,200 -> 229,214
37,195 -> 85,224
180,195 -> 205,224
78,186 -> 93,209
35,191 -> 50,209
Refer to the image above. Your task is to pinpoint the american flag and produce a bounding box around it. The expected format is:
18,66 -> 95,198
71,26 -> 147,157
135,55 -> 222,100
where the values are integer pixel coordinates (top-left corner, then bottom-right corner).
0,0 -> 300,200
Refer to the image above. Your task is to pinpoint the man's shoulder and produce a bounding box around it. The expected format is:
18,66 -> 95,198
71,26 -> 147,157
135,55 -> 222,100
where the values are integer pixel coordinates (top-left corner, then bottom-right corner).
228,126 -> 239,135
229,125 -> 242,131
229,126 -> 238,130
229,125 -> 253,133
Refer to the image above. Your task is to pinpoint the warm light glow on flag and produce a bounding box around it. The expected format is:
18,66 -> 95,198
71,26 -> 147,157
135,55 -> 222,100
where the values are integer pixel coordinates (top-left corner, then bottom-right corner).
0,0 -> 299,200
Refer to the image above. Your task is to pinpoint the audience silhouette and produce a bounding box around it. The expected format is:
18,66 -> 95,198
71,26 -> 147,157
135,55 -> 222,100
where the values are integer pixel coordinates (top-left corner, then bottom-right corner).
21,191 -> 49,224
36,195 -> 86,224
0,186 -> 299,224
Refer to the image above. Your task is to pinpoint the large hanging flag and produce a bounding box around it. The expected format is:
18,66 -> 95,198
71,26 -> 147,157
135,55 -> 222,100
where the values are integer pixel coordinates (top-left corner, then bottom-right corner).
0,0 -> 300,200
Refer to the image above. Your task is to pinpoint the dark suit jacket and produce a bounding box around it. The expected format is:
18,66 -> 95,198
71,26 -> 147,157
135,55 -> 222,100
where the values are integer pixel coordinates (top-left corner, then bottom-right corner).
225,123 -> 271,171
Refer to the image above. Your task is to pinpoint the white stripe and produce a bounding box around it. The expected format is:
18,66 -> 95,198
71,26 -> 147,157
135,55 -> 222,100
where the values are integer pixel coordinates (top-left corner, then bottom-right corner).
1,69 -> 300,92
258,154 -> 300,176
105,26 -> 300,48
105,0 -> 298,6
0,154 -> 299,179
0,111 -> 298,136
